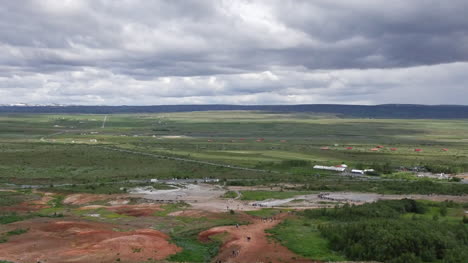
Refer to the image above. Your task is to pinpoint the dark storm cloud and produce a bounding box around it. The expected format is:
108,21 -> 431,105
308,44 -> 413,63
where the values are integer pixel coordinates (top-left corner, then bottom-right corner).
0,0 -> 467,105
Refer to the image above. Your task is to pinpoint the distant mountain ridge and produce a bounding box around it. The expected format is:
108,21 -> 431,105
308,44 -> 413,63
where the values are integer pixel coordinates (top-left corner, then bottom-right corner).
1,104 -> 468,119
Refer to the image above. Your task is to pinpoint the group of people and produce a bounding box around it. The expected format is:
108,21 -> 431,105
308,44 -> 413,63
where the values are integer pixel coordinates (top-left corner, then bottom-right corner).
261,216 -> 276,223
251,203 -> 268,207
232,249 -> 241,257
318,193 -> 347,202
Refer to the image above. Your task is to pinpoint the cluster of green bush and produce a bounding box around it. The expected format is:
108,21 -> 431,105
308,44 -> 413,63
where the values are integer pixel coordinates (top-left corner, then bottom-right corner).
300,179 -> 468,195
303,200 -> 468,263
0,228 -> 29,244
424,163 -> 467,174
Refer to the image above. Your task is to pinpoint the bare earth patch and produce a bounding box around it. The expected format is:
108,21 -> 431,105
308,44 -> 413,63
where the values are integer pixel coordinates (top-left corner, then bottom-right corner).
199,214 -> 321,263
0,219 -> 180,263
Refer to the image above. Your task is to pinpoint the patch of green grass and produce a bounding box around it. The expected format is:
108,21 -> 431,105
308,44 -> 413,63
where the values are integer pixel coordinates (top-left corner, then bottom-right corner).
37,207 -> 65,216
0,191 -> 23,206
41,183 -> 129,194
47,195 -> 65,208
99,210 -> 130,219
222,190 -> 238,199
245,208 -> 282,218
0,213 -> 30,224
267,218 -> 346,261
152,214 -> 244,262
166,219 -> 235,262
6,228 -> 29,236
154,202 -> 190,216
0,191 -> 37,207
168,235 -> 220,263
402,206 -> 466,224
240,190 -> 311,201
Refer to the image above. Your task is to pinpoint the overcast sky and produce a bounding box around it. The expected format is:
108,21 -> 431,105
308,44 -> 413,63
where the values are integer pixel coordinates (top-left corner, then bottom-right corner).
1,0 -> 467,105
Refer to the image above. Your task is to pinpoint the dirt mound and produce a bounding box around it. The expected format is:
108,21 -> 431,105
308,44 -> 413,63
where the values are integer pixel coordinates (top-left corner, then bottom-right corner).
199,214 -> 321,263
0,219 -> 181,263
79,203 -> 163,217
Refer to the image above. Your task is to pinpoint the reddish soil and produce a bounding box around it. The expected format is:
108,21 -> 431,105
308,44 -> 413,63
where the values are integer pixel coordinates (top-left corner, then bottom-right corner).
199,214 -> 321,263
0,219 -> 181,263
79,203 -> 163,217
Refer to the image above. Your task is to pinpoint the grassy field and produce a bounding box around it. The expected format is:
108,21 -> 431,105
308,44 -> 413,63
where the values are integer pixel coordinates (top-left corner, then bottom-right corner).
0,111 -> 467,263
267,217 -> 346,261
269,200 -> 468,262
0,111 -> 467,193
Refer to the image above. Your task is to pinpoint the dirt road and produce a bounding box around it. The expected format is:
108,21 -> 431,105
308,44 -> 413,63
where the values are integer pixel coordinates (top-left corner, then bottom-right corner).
199,214 -> 320,263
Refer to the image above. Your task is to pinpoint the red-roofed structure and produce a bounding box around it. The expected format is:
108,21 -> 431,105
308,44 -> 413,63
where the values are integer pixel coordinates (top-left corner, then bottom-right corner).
415,148 -> 422,152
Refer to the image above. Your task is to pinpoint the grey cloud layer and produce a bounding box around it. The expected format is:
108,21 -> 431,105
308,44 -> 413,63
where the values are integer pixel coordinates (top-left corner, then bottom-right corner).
0,0 -> 467,105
